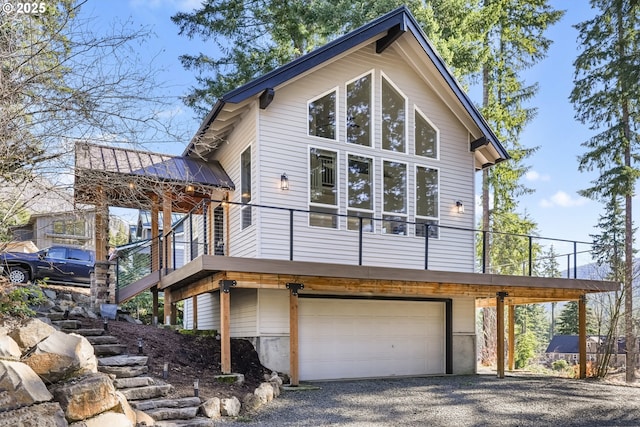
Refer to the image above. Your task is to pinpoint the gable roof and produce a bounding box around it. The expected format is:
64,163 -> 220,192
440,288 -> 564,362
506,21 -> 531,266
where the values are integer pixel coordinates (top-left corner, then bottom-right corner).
184,6 -> 509,169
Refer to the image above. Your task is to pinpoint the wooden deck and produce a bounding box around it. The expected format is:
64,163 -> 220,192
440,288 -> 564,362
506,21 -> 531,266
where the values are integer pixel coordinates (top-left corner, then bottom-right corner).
154,255 -> 619,303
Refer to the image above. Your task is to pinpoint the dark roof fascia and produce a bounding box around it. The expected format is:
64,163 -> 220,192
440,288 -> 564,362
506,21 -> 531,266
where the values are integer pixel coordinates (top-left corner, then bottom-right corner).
185,5 -> 509,162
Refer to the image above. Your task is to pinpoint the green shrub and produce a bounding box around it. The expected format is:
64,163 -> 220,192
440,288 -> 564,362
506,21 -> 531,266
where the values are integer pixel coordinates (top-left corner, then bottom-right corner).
0,279 -> 46,318
552,359 -> 570,371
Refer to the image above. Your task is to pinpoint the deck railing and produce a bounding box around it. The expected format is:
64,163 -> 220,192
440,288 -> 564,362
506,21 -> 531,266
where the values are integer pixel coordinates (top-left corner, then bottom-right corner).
115,198 -> 597,294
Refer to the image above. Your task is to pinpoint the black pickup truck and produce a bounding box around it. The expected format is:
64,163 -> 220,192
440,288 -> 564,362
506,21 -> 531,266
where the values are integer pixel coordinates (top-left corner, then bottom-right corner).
0,246 -> 95,286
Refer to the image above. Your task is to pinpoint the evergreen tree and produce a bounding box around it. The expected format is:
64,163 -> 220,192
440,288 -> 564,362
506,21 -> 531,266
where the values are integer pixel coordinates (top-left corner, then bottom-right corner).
555,301 -> 597,335
571,0 -> 640,382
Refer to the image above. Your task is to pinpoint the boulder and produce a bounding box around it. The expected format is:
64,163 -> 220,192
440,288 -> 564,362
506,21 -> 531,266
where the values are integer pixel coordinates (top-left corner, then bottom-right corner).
254,382 -> 274,404
133,409 -> 155,426
200,397 -> 221,418
220,396 -> 241,417
241,393 -> 263,414
0,402 -> 67,427
7,317 -> 55,351
24,331 -> 97,383
113,391 -> 137,426
0,335 -> 21,360
50,373 -> 119,422
0,360 -> 53,410
68,411 -> 133,427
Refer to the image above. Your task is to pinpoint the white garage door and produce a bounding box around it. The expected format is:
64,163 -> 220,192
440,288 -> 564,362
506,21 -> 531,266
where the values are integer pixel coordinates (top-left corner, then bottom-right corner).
299,298 -> 445,380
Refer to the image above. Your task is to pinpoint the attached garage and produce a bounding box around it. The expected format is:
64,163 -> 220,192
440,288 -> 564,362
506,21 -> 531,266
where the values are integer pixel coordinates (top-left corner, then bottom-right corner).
298,296 -> 448,380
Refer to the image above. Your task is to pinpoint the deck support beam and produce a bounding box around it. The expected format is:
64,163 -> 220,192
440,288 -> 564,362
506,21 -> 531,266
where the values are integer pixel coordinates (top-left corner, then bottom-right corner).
151,196 -> 160,272
192,295 -> 198,331
508,304 -> 515,371
163,190 -> 173,272
579,295 -> 587,379
287,284 -> 303,386
496,292 -> 507,378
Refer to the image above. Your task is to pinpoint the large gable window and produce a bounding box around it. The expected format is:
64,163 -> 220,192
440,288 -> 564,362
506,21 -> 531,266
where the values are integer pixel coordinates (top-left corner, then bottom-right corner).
415,108 -> 438,159
347,154 -> 374,231
381,75 -> 406,153
382,160 -> 407,235
415,165 -> 439,238
309,147 -> 338,228
308,89 -> 337,140
240,146 -> 252,229
346,72 -> 372,147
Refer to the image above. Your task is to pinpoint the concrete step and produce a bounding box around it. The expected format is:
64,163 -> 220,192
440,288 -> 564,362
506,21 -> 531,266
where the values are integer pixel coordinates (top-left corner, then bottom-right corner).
54,319 -> 81,330
131,397 -> 202,411
93,343 -> 128,356
154,418 -> 214,427
144,406 -> 199,421
119,384 -> 173,401
86,335 -> 120,345
98,364 -> 149,378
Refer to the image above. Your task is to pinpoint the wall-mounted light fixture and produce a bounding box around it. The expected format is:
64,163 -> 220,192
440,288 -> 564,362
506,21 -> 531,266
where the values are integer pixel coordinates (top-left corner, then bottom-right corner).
281,173 -> 289,190
456,200 -> 464,214
128,182 -> 136,190
186,184 -> 195,194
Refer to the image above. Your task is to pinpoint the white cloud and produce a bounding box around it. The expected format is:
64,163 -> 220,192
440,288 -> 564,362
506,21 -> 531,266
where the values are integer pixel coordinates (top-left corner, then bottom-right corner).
540,191 -> 589,208
526,170 -> 551,182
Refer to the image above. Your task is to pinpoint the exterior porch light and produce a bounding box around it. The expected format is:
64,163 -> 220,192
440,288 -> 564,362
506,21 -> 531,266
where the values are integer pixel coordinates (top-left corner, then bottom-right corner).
456,200 -> 464,214
186,184 -> 195,194
128,181 -> 136,190
281,173 -> 289,190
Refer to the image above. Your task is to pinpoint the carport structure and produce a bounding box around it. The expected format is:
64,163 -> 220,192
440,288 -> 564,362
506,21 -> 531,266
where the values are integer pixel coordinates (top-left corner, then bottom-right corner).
73,142 -> 617,383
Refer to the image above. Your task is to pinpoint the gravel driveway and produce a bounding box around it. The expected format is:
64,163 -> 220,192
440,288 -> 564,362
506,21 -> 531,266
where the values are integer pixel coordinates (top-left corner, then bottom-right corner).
219,373 -> 640,426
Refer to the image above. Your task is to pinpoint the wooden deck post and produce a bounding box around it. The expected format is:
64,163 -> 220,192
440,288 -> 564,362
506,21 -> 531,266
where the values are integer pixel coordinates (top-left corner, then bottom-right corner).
508,304 -> 515,371
192,295 -> 198,331
496,292 -> 507,378
579,295 -> 587,379
163,190 -> 173,271
94,187 -> 108,261
151,196 -> 160,272
152,286 -> 159,325
289,287 -> 301,386
163,289 -> 172,326
219,280 -> 235,374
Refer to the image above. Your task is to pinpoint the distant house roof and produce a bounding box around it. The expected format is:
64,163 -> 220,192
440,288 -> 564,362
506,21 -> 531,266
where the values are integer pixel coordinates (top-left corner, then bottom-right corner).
546,335 -> 629,354
75,142 -> 234,190
184,5 -> 509,169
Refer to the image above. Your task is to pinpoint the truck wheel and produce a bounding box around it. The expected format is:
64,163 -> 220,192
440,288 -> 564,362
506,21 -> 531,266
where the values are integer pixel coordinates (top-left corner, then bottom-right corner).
8,266 -> 29,284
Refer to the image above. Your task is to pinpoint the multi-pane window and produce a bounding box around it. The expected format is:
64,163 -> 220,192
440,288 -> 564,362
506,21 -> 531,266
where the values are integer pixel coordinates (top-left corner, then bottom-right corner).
382,160 -> 407,235
309,148 -> 338,228
415,109 -> 438,159
415,166 -> 439,238
53,219 -> 86,236
308,89 -> 337,140
241,146 -> 252,229
346,73 -> 372,147
347,154 -> 374,231
381,76 -> 406,152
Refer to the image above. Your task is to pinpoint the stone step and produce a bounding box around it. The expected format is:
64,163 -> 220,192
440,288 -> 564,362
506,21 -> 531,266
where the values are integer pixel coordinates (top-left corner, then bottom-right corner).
54,319 -> 81,330
154,418 -> 214,427
113,376 -> 156,389
86,335 -> 120,345
98,355 -> 148,367
119,384 -> 173,401
93,344 -> 128,356
144,406 -> 199,421
98,365 -> 149,378
131,397 -> 202,411
73,328 -> 105,337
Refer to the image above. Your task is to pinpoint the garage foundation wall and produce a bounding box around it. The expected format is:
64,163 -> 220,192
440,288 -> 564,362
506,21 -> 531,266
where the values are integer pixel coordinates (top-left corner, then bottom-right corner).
452,333 -> 476,374
245,336 -> 290,374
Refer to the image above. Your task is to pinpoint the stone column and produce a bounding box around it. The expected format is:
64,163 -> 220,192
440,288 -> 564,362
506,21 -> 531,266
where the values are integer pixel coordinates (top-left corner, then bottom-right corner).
91,261 -> 115,313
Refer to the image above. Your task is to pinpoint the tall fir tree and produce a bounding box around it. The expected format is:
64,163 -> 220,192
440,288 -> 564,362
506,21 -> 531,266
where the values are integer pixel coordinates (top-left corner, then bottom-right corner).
571,0 -> 640,382
556,300 -> 597,336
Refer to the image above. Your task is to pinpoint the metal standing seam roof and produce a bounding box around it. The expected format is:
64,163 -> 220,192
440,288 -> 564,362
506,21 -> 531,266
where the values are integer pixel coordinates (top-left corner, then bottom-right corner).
75,142 -> 235,190
184,5 -> 510,164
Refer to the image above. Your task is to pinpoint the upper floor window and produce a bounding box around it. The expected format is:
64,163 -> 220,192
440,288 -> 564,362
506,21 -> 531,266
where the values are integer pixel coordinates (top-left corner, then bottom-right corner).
53,219 -> 86,236
381,75 -> 407,153
308,89 -> 337,140
415,108 -> 438,159
347,154 -> 374,231
382,160 -> 407,235
241,146 -> 252,229
346,72 -> 372,147
309,147 -> 338,228
415,165 -> 439,238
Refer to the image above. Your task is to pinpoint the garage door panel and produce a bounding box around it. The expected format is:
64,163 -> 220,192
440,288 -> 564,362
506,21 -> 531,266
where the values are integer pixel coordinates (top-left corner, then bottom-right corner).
299,299 -> 444,380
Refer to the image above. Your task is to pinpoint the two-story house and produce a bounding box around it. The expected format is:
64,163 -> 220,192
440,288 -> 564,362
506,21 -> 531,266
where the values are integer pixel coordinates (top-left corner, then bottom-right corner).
74,7 -> 617,383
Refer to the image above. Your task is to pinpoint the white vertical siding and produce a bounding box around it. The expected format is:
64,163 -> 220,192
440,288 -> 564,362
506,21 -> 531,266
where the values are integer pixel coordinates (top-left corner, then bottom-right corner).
254,44 -> 476,272
452,297 -> 476,334
182,293 -> 220,331
230,288 -> 258,337
257,289 -> 289,335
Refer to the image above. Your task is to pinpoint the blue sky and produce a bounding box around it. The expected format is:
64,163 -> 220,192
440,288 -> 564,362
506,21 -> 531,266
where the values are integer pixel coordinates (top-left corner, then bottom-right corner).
87,1 -> 614,253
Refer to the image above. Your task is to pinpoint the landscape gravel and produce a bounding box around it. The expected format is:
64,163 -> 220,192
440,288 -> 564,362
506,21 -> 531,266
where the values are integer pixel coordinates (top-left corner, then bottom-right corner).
219,373 -> 640,426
